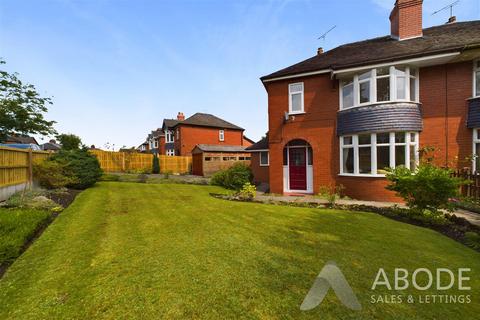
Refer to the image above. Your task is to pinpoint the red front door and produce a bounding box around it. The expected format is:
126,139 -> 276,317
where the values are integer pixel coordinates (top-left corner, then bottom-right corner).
289,148 -> 307,190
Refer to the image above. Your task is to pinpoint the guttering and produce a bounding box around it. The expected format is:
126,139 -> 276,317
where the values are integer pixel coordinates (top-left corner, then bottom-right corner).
261,69 -> 331,83
246,148 -> 269,152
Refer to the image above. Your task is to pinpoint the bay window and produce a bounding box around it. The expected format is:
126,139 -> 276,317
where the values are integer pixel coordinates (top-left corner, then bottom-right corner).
288,82 -> 304,114
473,129 -> 480,172
340,65 -> 419,109
475,60 -> 480,97
339,131 -> 419,176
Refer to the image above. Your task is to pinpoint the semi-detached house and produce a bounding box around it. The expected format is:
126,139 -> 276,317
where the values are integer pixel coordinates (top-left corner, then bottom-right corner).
253,0 -> 480,201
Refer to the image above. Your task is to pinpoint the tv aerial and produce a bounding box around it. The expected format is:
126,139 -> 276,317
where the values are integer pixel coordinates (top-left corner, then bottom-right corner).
431,0 -> 460,21
318,25 -> 336,41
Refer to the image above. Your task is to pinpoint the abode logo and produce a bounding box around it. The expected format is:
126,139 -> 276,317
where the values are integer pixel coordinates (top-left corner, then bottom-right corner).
300,261 -> 362,311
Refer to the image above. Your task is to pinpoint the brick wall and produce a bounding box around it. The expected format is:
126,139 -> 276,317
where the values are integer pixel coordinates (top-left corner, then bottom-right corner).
174,125 -> 244,156
250,152 -> 269,185
265,61 -> 474,201
390,0 -> 423,40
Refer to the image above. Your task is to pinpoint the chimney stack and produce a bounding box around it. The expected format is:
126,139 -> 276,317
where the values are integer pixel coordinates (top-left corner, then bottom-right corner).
317,47 -> 324,55
447,16 -> 457,24
390,0 -> 423,40
177,112 -> 185,121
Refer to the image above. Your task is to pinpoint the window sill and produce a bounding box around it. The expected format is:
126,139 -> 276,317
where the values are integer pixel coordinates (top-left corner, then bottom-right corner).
338,173 -> 386,178
288,111 -> 306,116
259,164 -> 269,167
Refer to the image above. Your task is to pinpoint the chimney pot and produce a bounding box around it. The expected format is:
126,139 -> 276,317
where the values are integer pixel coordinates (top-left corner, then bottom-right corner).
317,47 -> 324,55
177,112 -> 185,121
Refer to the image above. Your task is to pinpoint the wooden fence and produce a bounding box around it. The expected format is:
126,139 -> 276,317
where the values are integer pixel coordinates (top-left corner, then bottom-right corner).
90,149 -> 192,174
452,169 -> 480,199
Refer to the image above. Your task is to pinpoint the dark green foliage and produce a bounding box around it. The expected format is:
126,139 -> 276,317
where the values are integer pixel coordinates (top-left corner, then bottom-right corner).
464,232 -> 480,250
210,163 -> 253,190
50,149 -> 103,189
152,154 -> 160,174
33,160 -> 77,189
0,60 -> 56,141
385,164 -> 466,213
56,133 -> 82,150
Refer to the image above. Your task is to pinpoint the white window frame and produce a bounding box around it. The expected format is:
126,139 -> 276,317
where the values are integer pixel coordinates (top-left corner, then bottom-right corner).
339,65 -> 419,110
219,129 -> 225,141
154,140 -> 158,148
339,131 -> 419,177
165,130 -> 174,143
166,149 -> 175,156
473,129 -> 480,172
259,151 -> 269,166
474,60 -> 480,98
288,82 -> 304,114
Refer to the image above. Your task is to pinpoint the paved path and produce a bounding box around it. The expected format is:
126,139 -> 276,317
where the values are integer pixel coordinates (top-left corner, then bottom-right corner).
255,193 -> 480,227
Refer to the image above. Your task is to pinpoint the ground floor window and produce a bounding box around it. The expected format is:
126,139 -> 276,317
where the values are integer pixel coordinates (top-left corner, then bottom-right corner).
260,151 -> 269,166
340,131 -> 419,176
166,149 -> 175,156
473,129 -> 480,172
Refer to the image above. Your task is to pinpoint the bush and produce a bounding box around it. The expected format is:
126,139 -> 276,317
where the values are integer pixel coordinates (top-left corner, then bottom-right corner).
210,163 -> 252,190
464,232 -> 480,250
49,149 -> 103,189
152,154 -> 160,174
385,164 -> 466,214
238,182 -> 256,200
33,160 -> 78,189
318,184 -> 345,207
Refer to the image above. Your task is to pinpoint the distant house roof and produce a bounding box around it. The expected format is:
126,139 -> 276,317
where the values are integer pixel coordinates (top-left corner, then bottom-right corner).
193,144 -> 248,153
41,141 -> 61,151
4,135 -> 39,145
173,113 -> 243,130
243,135 -> 255,144
246,136 -> 268,151
162,119 -> 180,130
261,21 -> 480,81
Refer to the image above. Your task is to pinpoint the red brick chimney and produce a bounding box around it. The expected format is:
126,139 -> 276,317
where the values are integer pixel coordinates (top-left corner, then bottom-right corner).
390,0 -> 423,40
177,112 -> 185,121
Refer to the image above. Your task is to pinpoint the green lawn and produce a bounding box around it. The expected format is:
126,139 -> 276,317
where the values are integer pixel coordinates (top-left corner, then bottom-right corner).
0,182 -> 478,319
0,208 -> 51,266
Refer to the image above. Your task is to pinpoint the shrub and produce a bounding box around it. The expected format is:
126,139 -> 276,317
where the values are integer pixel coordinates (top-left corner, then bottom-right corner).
152,154 -> 160,174
464,232 -> 480,250
56,133 -> 82,150
50,149 -> 103,189
238,182 -> 256,200
385,164 -> 466,214
210,163 -> 252,190
318,184 -> 345,207
5,190 -> 63,212
33,160 -> 77,189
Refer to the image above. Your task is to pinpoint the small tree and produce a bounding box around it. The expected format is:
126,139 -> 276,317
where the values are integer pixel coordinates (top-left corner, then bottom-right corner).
0,60 -> 56,141
56,133 -> 82,150
152,154 -> 160,174
385,164 -> 465,214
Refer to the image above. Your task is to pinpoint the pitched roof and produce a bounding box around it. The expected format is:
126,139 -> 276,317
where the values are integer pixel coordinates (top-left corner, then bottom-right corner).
174,113 -> 243,130
246,136 -> 268,151
193,144 -> 247,153
41,142 -> 61,151
163,119 -> 180,129
5,135 -> 39,145
261,21 -> 480,81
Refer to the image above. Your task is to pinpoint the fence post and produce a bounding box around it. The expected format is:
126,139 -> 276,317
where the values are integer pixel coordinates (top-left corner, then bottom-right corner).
27,149 -> 33,186
122,152 -> 126,172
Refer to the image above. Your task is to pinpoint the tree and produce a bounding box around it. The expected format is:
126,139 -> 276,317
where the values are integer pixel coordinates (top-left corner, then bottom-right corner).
56,133 -> 82,150
0,60 -> 56,142
152,154 -> 160,174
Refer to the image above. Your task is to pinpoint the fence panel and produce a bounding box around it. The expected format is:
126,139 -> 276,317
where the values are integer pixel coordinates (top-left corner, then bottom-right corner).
452,169 -> 480,200
90,150 -> 192,174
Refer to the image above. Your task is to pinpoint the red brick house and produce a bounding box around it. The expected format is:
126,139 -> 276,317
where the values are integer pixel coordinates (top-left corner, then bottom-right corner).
258,0 -> 480,201
246,135 -> 269,186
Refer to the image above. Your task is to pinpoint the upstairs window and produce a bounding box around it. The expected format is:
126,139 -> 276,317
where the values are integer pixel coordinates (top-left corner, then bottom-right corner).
154,140 -> 158,148
165,130 -> 174,143
475,60 -> 480,97
260,151 -> 269,166
219,130 -> 225,141
340,66 -> 419,109
289,82 -> 304,114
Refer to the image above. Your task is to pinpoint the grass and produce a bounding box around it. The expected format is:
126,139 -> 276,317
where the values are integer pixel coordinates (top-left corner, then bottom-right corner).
0,208 -> 51,266
0,182 -> 478,319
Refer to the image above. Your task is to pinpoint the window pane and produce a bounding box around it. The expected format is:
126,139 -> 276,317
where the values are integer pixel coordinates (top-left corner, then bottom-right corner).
396,77 -> 406,99
359,147 -> 371,174
359,70 -> 372,81
476,71 -> 480,96
377,77 -> 390,102
260,152 -> 269,165
283,148 -> 288,165
359,81 -> 370,103
377,133 -> 390,144
290,83 -> 303,93
358,134 -> 371,145
410,77 -> 416,101
395,145 -> 406,167
342,83 -> 354,108
377,67 -> 389,76
291,93 -> 302,112
476,143 -> 480,173
343,136 -> 353,145
395,67 -> 406,76
377,146 -> 390,173
395,132 -> 405,143
343,148 -> 354,173
409,145 -> 417,170
410,132 -> 416,142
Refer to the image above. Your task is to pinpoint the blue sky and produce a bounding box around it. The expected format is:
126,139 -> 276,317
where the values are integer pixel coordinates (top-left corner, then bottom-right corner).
1,0 -> 479,149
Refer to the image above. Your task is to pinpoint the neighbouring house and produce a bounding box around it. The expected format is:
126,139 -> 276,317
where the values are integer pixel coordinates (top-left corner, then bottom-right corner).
0,134 -> 41,150
246,135 -> 269,186
257,0 -> 480,201
161,115 -> 183,156
192,144 -> 251,176
145,129 -> 163,155
41,139 -> 61,152
137,141 -> 148,153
